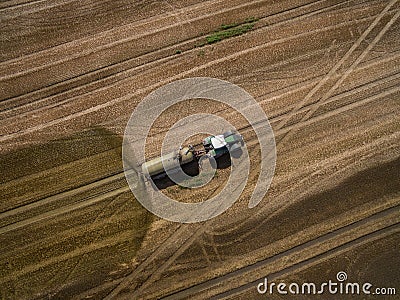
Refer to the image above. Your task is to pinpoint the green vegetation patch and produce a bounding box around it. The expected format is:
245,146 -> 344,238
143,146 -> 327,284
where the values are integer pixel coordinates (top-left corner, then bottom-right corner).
176,17 -> 259,53
205,17 -> 259,45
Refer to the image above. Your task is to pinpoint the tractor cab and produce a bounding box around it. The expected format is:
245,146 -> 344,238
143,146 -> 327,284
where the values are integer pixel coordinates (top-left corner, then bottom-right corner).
202,130 -> 244,158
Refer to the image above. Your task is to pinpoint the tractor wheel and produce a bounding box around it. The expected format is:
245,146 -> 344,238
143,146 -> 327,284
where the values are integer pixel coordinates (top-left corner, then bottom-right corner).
229,143 -> 242,158
223,130 -> 235,138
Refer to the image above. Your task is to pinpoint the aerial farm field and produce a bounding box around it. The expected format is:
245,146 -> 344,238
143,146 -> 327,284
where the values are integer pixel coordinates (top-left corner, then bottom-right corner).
0,0 -> 399,299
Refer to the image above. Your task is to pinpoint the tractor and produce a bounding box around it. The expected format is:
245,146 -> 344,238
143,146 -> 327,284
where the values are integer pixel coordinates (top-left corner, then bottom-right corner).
202,130 -> 244,159
141,130 -> 244,180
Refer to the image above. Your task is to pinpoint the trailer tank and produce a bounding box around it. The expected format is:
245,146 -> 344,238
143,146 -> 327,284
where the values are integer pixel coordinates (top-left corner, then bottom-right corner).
141,147 -> 194,178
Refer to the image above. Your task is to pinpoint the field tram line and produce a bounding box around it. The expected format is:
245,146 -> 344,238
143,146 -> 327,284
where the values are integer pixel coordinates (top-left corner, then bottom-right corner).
0,176 -> 130,234
99,49 -> 400,133
273,0 -> 399,134
0,4 -> 396,300
1,66 -> 396,255
102,174 -> 248,299
1,3 -> 397,145
0,0 -> 215,58
117,53 -> 400,163
0,200 -> 136,260
0,0 -> 91,16
5,126 -> 394,298
4,56 -> 395,185
100,3 -> 400,297
72,90 -> 399,298
117,130 -> 400,299
49,48 -> 400,153
0,19 -> 395,149
214,212 -> 400,299
204,130 -> 399,246
162,204 -> 400,300
0,39 -> 334,118
5,0 -> 394,123
192,0 -> 400,245
0,0 -> 289,102
0,0 -> 352,114
48,7 -> 400,300
1,72 -> 397,233
0,0 -> 50,11
214,70 -> 400,148
1,112 -> 396,296
217,227 -> 399,299
0,52 -> 398,157
0,0 -> 374,114
0,0 -> 222,23
1,72 -> 398,288
0,0 -> 158,22
0,0 -> 396,296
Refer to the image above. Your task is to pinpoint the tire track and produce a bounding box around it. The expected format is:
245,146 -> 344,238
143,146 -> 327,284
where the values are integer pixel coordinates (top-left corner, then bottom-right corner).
2,1 -> 396,298
214,221 -> 400,299
0,71 -> 400,248
274,0 -> 399,133
41,192 -> 132,292
0,0 -> 80,18
107,124 -> 399,298
0,171 -> 127,220
2,0 -> 387,121
0,82 -> 396,300
103,3 -> 400,297
0,229 -> 138,284
127,127 -> 400,299
0,0 -> 284,78
1,9 -> 395,143
4,45 -> 398,149
1,78 -> 397,233
0,0 -> 207,21
238,0 -> 399,212
0,0 -> 36,10
279,7 -> 400,142
127,76 -> 399,245
162,206 -> 400,299
0,0 -> 360,113
0,89 -> 394,300
217,227 -> 398,299
213,88 -> 399,241
0,185 -> 130,235
206,118 -> 399,243
99,50 -> 399,134
0,203 -> 134,258
77,128 -> 399,299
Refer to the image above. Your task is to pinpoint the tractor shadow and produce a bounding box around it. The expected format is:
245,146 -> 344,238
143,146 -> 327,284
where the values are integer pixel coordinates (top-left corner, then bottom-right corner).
150,152 -> 233,190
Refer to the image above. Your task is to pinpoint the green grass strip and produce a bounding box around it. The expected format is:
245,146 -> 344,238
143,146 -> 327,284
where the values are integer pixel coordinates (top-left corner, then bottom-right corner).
205,17 -> 259,45
206,23 -> 255,44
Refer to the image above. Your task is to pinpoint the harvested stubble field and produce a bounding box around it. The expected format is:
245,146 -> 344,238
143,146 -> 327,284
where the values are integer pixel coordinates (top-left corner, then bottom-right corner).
0,0 -> 399,299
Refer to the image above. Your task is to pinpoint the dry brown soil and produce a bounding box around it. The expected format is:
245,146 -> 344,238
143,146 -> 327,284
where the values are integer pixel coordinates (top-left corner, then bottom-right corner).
0,0 -> 399,299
